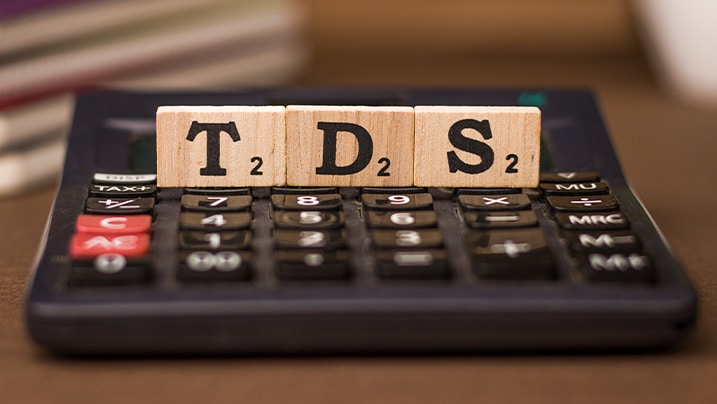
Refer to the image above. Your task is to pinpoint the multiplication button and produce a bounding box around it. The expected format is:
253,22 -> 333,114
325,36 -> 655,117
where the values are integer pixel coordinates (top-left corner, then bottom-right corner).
458,194 -> 530,211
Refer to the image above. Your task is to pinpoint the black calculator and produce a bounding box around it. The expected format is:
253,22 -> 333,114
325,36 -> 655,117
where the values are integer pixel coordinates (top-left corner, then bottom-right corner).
26,89 -> 697,354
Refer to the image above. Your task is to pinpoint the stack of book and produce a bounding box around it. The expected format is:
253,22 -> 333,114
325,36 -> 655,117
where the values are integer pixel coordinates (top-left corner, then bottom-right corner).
0,0 -> 307,196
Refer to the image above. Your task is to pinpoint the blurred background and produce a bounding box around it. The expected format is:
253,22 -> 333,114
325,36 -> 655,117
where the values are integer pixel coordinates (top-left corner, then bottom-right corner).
0,0 -> 715,196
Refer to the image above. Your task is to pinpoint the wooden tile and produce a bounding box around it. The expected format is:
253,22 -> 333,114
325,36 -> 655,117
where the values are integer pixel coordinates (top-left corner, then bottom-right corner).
285,106 -> 414,187
414,106 -> 541,188
156,106 -> 286,187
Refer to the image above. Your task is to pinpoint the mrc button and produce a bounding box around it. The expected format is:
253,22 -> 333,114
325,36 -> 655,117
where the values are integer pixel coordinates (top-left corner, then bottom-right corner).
556,212 -> 628,230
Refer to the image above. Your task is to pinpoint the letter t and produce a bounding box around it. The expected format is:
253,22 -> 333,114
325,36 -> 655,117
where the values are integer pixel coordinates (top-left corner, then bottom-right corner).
186,121 -> 240,176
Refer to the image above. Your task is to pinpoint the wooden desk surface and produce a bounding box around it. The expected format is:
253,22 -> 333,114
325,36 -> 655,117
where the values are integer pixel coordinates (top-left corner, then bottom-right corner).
2,58 -> 716,403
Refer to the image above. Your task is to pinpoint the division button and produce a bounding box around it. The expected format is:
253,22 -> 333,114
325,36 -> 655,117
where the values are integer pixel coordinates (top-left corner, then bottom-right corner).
85,197 -> 155,214
547,195 -> 618,212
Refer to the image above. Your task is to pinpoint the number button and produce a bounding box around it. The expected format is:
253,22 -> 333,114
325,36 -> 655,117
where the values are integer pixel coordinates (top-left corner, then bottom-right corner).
271,194 -> 342,210
69,254 -> 151,286
179,231 -> 252,250
370,229 -> 443,249
179,212 -> 252,230
274,210 -> 344,229
361,193 -> 433,210
181,195 -> 252,211
366,210 -> 437,228
274,229 -> 346,250
276,250 -> 351,281
178,251 -> 252,282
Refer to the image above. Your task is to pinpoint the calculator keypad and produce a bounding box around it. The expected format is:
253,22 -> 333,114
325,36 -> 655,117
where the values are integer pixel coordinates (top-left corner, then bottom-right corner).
66,172 -> 660,287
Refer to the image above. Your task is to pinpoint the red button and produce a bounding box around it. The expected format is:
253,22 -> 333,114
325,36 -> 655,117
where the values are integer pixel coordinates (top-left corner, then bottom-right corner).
70,233 -> 150,259
76,214 -> 152,234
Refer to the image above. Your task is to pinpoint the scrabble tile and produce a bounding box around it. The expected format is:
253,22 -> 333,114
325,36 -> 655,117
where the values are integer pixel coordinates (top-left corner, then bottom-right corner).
156,106 -> 286,187
414,106 -> 541,188
286,106 -> 414,187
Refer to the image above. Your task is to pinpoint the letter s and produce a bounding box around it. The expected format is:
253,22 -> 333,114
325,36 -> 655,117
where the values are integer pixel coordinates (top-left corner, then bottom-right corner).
446,119 -> 494,174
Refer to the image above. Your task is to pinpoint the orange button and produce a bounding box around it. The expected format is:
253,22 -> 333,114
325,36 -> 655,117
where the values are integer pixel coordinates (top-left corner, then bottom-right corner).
70,233 -> 150,259
76,214 -> 152,234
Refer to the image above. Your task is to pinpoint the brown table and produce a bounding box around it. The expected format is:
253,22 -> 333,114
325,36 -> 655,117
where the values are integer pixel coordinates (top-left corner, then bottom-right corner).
2,55 -> 717,403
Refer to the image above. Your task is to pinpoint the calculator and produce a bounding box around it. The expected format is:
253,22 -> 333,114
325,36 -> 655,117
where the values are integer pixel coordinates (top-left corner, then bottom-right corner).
25,89 -> 697,354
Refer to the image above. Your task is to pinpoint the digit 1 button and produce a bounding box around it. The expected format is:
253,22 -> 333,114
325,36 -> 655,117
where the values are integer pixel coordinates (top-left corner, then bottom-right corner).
76,214 -> 152,234
361,193 -> 433,210
179,231 -> 252,250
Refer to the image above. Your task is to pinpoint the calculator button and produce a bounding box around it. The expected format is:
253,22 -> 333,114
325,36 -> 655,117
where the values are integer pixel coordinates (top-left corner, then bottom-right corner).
539,181 -> 609,196
578,253 -> 654,283
458,194 -> 531,211
371,229 -> 443,249
271,187 -> 339,195
564,230 -> 641,253
466,228 -> 555,280
181,195 -> 252,212
361,187 -> 427,194
89,184 -> 156,197
274,229 -> 347,249
361,193 -> 433,210
375,249 -> 450,280
76,214 -> 152,234
276,250 -> 351,281
274,210 -> 344,229
70,254 -> 151,286
93,173 -> 157,184
366,210 -> 437,229
179,231 -> 252,250
184,188 -> 251,196
463,210 -> 538,229
555,212 -> 629,230
179,251 -> 252,282
70,233 -> 150,258
455,188 -> 522,196
546,195 -> 618,212
539,172 -> 600,183
179,212 -> 252,231
85,197 -> 155,214
271,194 -> 342,210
